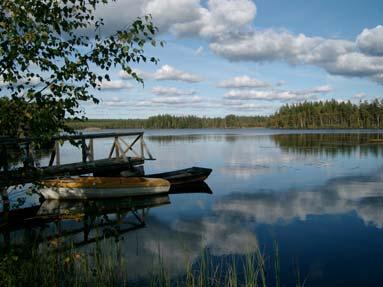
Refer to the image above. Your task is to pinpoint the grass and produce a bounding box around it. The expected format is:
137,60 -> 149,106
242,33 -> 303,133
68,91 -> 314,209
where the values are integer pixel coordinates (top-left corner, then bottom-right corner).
0,235 -> 305,287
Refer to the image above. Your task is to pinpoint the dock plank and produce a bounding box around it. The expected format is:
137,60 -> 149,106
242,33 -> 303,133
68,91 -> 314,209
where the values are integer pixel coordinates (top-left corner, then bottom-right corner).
0,157 -> 144,186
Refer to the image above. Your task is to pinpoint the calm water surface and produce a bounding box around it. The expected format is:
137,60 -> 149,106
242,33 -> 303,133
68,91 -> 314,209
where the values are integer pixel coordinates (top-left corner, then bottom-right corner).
2,128 -> 383,286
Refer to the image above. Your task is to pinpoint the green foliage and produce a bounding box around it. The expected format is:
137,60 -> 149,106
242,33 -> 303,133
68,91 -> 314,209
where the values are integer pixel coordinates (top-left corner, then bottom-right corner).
67,99 -> 383,130
51,99 -> 383,131
268,99 -> 383,128
67,114 -> 269,129
0,0 -> 161,142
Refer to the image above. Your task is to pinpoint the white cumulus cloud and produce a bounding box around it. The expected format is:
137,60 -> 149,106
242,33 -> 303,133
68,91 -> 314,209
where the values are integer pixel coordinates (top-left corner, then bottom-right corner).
144,0 -> 202,33
119,65 -> 202,83
97,80 -> 133,90
357,25 -> 383,56
210,30 -> 353,64
218,75 -> 270,89
173,0 -> 256,38
153,65 -> 202,82
118,68 -> 152,80
151,86 -> 196,96
224,85 -> 331,102
210,27 -> 383,83
91,1 -> 383,84
93,0 -> 255,39
137,95 -> 202,106
101,96 -> 131,107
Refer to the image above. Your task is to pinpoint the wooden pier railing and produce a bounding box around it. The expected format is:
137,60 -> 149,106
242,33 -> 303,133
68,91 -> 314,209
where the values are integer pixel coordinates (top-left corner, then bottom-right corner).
0,132 -> 155,186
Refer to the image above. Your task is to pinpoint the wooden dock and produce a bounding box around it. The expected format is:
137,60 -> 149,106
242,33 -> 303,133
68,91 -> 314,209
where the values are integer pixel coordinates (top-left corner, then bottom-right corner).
0,131 -> 155,186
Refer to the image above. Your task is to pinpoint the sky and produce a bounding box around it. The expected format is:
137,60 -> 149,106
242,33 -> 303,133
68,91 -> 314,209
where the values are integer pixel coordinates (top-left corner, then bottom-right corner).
81,0 -> 383,118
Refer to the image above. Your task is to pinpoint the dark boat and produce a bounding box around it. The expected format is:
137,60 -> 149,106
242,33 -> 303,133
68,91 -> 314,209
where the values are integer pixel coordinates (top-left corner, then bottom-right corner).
145,166 -> 212,185
169,181 -> 212,194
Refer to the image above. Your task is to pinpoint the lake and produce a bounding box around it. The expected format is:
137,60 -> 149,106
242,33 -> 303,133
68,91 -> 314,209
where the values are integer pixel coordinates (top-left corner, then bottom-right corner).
2,128 -> 383,286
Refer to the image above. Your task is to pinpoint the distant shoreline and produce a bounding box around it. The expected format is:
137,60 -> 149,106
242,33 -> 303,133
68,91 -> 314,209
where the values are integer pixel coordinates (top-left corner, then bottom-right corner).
78,126 -> 383,131
68,99 -> 383,130
67,115 -> 268,130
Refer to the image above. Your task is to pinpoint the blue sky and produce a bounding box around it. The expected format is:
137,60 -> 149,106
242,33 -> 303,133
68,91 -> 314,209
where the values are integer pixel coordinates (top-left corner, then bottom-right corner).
82,0 -> 383,118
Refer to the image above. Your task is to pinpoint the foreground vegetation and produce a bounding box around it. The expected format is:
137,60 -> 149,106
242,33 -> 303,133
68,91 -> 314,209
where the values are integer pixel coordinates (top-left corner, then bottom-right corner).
0,0 -> 160,143
0,239 -> 300,287
68,99 -> 383,130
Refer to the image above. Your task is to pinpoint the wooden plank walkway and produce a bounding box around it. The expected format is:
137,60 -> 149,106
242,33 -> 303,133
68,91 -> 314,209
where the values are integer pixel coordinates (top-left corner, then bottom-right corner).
0,157 -> 144,186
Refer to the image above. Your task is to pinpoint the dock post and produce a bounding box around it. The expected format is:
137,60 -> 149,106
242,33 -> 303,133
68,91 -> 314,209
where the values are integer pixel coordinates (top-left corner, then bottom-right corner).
55,141 -> 61,166
23,142 -> 31,168
140,135 -> 144,159
89,139 -> 94,161
1,187 -> 9,212
1,187 -> 10,251
81,138 -> 87,163
1,187 -> 9,226
114,136 -> 120,158
0,145 -> 8,171
48,148 -> 56,166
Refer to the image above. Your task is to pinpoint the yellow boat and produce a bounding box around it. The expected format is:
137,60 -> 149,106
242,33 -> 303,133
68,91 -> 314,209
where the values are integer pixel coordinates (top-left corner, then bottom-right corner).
38,177 -> 171,199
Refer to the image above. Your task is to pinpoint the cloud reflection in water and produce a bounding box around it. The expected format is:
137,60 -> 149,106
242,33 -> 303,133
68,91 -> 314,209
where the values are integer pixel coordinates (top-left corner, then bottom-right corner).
214,170 -> 383,228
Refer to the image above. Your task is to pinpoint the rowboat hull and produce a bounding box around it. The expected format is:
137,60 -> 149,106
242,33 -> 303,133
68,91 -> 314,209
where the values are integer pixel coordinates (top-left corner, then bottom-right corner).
39,177 -> 170,200
169,181 -> 212,194
144,167 -> 212,185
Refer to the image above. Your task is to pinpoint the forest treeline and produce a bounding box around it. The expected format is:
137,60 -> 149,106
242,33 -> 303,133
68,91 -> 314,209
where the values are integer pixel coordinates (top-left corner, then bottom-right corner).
268,99 -> 383,128
67,99 -> 383,129
67,114 -> 268,129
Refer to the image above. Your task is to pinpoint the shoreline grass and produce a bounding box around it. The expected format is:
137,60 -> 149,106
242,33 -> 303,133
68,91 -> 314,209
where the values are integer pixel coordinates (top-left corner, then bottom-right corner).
0,235 -> 303,287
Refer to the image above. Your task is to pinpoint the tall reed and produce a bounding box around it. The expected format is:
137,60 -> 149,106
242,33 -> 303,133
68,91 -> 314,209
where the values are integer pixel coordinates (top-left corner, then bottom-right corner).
0,237 -> 299,287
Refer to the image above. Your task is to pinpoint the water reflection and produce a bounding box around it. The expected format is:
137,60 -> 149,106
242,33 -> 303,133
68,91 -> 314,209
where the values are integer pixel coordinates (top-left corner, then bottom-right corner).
3,130 -> 383,286
147,134 -> 241,144
0,195 -> 169,249
214,169 -> 383,228
0,183 -> 215,280
272,133 -> 383,157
